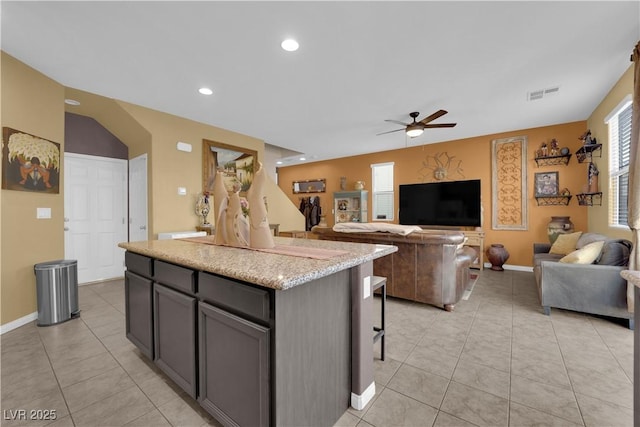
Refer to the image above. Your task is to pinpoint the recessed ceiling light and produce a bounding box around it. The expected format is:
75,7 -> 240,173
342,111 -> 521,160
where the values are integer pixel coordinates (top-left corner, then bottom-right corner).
281,39 -> 299,52
198,87 -> 213,95
299,157 -> 306,161
276,161 -> 283,165
64,99 -> 80,106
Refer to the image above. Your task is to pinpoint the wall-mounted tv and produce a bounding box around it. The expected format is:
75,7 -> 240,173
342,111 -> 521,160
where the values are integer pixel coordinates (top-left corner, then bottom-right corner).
399,179 -> 481,227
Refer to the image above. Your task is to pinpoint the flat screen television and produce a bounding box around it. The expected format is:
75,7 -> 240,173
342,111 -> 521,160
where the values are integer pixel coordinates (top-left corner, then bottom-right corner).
399,179 -> 481,227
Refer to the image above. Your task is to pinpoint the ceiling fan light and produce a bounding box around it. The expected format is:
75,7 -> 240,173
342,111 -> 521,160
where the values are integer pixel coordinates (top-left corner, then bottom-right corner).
406,127 -> 423,138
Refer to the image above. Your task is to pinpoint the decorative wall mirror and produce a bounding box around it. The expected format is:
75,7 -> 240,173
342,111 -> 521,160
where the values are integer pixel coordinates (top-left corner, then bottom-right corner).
202,139 -> 257,194
292,178 -> 326,194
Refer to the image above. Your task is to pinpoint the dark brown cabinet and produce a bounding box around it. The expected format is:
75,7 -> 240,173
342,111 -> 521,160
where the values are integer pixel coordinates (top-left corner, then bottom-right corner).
153,283 -> 197,398
124,252 -> 154,359
124,271 -> 153,359
198,302 -> 270,427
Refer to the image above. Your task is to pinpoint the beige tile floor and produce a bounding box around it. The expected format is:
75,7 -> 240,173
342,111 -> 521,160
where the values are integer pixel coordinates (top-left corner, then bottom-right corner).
1,269 -> 634,426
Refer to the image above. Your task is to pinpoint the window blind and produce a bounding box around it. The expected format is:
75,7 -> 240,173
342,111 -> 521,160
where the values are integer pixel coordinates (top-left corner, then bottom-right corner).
371,162 -> 394,221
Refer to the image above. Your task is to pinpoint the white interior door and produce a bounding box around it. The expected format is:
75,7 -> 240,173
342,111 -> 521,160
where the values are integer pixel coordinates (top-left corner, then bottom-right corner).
129,153 -> 148,242
64,153 -> 127,284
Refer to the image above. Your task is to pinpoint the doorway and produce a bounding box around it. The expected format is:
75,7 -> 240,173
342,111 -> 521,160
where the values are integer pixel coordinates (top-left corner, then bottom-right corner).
64,153 -> 127,283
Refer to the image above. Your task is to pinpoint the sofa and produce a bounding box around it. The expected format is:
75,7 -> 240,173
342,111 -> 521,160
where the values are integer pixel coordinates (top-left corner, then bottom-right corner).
313,225 -> 476,311
533,232 -> 634,329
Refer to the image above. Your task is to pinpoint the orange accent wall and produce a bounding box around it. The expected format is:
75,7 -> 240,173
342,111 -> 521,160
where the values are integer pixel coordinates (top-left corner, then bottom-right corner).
278,121 -> 589,267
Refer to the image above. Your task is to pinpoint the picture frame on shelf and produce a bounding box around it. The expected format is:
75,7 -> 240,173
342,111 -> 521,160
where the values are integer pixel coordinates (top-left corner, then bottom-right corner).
534,171 -> 559,197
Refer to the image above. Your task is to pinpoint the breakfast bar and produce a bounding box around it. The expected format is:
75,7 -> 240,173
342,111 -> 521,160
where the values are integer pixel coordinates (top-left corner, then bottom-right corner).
119,236 -> 396,427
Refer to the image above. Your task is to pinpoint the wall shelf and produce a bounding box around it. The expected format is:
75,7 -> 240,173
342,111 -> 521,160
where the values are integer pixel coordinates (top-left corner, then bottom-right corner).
575,144 -> 602,163
534,154 -> 571,167
535,195 -> 572,206
576,192 -> 603,206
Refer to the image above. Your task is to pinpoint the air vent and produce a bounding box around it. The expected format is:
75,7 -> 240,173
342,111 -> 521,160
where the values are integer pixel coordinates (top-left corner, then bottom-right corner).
527,86 -> 560,101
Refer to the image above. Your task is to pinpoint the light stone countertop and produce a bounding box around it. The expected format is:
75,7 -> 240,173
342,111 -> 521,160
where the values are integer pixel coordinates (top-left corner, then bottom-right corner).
621,270 -> 640,289
119,237 -> 397,291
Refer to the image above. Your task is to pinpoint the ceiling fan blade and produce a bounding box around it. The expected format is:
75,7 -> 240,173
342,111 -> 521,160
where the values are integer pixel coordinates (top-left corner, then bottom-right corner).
423,123 -> 457,128
376,128 -> 405,136
384,119 -> 410,126
419,109 -> 448,125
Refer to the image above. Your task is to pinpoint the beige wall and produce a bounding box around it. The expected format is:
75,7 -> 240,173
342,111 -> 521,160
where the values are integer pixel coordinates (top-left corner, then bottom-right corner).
0,53 -> 303,328
279,122 -> 592,267
587,64 -> 634,240
117,102 -> 304,237
1,53 -> 65,325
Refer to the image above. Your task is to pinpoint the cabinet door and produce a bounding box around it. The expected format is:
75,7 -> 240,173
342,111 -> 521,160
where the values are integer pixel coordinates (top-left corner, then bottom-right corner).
124,271 -> 153,359
153,283 -> 197,398
199,302 -> 270,427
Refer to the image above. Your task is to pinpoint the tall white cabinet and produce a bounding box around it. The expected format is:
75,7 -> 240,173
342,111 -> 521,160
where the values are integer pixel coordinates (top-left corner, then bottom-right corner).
334,191 -> 368,223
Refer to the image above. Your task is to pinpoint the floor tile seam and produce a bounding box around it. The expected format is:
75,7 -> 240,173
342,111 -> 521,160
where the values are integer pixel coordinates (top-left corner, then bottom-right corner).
62,365 -> 132,414
381,380 -> 443,413
589,318 -> 635,384
434,408 -> 482,427
573,389 -> 634,412
507,396 -> 587,427
37,329 -> 74,424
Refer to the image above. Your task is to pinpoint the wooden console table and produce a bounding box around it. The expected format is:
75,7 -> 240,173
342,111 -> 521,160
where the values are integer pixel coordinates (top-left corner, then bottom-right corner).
462,230 -> 484,270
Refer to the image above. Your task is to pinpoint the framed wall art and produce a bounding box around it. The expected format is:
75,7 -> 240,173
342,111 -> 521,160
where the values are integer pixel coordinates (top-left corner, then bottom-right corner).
534,171 -> 559,196
202,139 -> 257,194
292,179 -> 326,194
2,127 -> 60,193
491,136 -> 528,230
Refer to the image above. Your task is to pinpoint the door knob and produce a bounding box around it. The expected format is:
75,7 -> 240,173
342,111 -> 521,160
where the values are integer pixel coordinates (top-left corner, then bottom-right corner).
140,225 -> 147,230
64,227 -> 69,231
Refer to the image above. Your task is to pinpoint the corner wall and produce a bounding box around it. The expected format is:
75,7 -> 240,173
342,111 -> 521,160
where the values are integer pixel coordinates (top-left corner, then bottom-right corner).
587,64 -> 634,239
1,53 -> 65,325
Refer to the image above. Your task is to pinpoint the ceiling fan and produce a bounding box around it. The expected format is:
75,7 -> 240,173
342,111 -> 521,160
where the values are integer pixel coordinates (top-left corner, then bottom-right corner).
378,110 -> 457,138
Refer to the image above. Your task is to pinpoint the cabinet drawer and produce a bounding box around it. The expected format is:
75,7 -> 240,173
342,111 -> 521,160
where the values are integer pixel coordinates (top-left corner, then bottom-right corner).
154,260 -> 196,295
198,272 -> 270,323
125,252 -> 153,278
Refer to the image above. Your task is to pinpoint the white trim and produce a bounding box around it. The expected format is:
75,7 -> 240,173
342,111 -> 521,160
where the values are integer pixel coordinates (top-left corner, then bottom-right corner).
1,312 -> 37,335
483,263 -> 533,272
604,94 -> 632,123
351,381 -> 376,410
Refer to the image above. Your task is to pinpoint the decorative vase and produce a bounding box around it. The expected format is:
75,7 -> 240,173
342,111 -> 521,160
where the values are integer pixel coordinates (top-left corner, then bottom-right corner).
354,181 -> 365,190
213,170 -> 229,245
340,176 -> 347,191
486,244 -> 509,271
247,161 -> 275,249
547,216 -> 574,243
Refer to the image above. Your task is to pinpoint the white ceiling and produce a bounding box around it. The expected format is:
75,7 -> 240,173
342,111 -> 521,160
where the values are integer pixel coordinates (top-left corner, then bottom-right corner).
2,1 -> 639,165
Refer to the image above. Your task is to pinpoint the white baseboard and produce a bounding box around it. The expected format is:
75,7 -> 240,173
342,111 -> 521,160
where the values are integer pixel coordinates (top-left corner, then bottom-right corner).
1,312 -> 37,335
351,381 -> 376,410
483,262 -> 533,272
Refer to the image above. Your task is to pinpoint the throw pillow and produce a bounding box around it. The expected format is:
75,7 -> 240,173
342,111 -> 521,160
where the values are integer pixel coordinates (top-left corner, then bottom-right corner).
559,240 -> 605,264
549,231 -> 583,255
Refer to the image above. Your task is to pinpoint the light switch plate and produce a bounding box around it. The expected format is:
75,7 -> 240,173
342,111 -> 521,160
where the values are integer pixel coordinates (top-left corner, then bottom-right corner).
37,207 -> 51,219
178,187 -> 187,195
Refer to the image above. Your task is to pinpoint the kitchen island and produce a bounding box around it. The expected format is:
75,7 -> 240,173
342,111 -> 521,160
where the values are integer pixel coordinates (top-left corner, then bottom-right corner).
119,236 -> 396,427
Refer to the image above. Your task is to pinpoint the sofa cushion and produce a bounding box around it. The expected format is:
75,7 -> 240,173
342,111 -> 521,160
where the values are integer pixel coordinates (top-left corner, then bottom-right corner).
549,232 -> 583,255
596,239 -> 632,266
576,232 -> 608,249
559,241 -> 605,264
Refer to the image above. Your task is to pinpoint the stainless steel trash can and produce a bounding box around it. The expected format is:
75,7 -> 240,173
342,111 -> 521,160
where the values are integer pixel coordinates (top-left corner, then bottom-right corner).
34,260 -> 80,326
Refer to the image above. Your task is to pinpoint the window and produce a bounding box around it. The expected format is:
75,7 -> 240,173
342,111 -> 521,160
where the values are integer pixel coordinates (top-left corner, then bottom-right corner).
606,96 -> 632,227
371,162 -> 394,221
